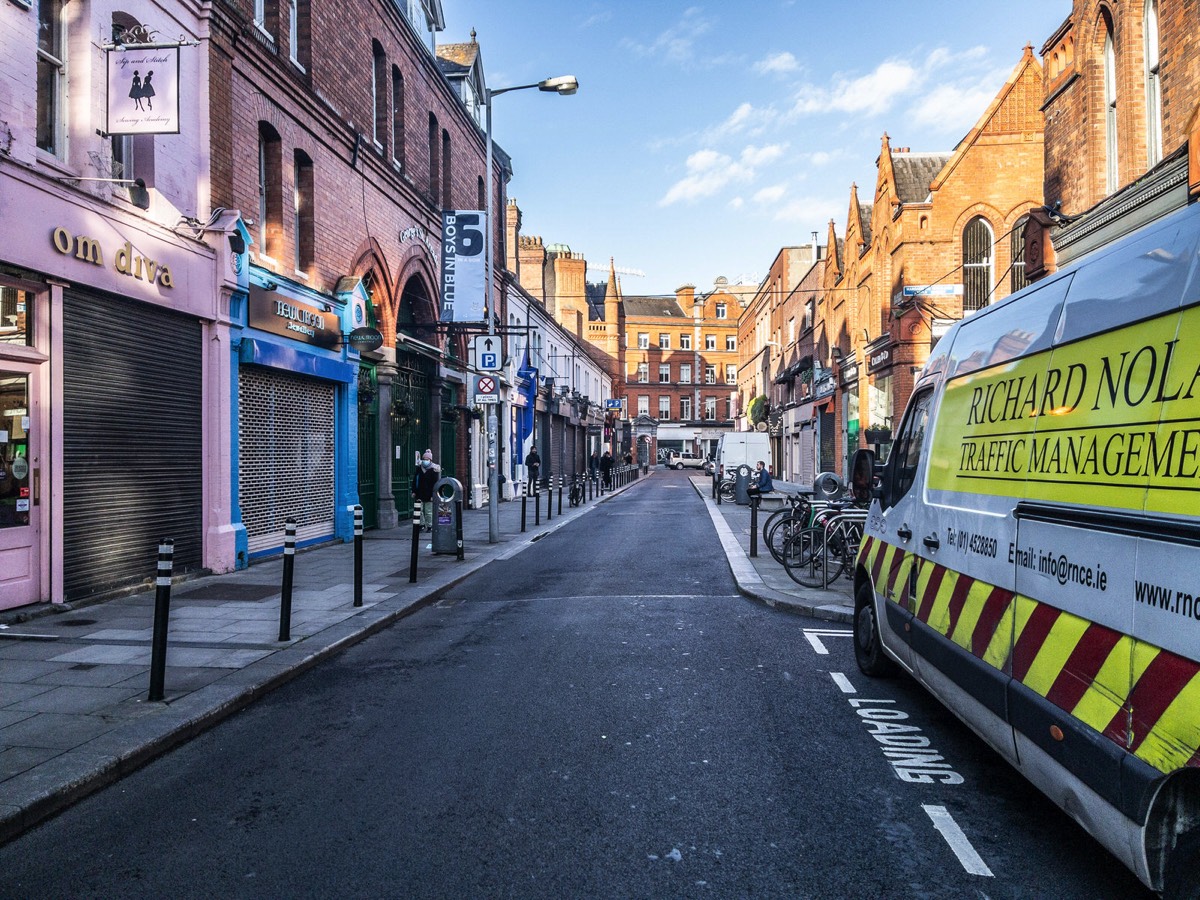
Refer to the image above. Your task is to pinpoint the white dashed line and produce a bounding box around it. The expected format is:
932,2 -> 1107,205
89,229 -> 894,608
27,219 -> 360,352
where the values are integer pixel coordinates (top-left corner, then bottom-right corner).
803,628 -> 852,655
829,671 -> 856,693
923,805 -> 994,877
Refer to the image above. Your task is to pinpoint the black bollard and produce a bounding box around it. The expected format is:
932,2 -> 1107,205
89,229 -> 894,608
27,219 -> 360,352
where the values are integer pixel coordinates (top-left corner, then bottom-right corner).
534,482 -> 541,526
409,520 -> 420,583
278,519 -> 296,641
147,539 -> 174,702
750,500 -> 759,558
455,499 -> 464,560
546,477 -> 553,520
557,476 -> 563,515
521,486 -> 528,532
587,475 -> 592,501
353,505 -> 364,608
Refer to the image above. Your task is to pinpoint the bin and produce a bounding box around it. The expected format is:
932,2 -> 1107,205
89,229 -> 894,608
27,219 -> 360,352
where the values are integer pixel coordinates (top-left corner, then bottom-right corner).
735,464 -> 752,505
432,476 -> 463,555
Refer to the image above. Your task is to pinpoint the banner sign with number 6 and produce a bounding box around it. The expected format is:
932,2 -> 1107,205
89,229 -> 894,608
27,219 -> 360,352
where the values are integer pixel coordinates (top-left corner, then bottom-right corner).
440,210 -> 486,323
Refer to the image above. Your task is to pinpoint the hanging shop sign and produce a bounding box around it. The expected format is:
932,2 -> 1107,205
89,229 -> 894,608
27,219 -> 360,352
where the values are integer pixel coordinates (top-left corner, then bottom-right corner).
347,327 -> 384,352
440,211 -> 486,323
866,334 -> 893,375
248,286 -> 339,349
839,361 -> 860,388
106,45 -> 181,135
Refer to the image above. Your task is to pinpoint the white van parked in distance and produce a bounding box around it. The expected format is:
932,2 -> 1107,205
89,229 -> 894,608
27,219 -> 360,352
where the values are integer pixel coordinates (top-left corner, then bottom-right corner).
849,200 -> 1200,897
717,431 -> 771,478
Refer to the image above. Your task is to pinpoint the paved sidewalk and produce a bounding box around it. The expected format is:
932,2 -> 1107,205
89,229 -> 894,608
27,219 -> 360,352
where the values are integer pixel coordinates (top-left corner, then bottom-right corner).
0,469 -> 851,844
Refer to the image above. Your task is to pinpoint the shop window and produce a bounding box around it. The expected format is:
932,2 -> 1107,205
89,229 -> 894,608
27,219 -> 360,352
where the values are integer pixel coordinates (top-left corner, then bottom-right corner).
0,288 -> 32,347
37,0 -> 65,155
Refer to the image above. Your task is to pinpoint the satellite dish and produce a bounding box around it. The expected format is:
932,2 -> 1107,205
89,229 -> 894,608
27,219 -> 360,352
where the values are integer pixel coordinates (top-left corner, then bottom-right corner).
755,421 -> 768,432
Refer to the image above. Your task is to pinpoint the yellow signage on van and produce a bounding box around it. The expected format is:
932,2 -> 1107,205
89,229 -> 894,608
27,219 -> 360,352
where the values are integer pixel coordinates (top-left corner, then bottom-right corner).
928,304 -> 1200,516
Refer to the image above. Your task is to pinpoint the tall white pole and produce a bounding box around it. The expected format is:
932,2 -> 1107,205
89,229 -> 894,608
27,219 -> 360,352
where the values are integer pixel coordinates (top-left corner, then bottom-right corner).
485,91 -> 500,543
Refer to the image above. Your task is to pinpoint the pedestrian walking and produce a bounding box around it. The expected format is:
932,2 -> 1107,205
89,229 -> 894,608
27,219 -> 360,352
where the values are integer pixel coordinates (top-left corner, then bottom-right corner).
599,450 -> 614,488
411,449 -> 440,531
525,445 -> 542,489
589,450 -> 599,475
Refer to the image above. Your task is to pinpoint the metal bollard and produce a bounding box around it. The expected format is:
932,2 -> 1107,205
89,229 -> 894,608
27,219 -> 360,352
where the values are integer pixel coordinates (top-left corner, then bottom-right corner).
750,500 -> 759,558
546,477 -> 553,520
278,519 -> 296,641
409,520 -> 420,583
521,487 -> 528,533
147,539 -> 174,702
455,498 -> 465,560
534,481 -> 541,526
587,475 -> 593,501
353,505 -> 364,608
557,475 -> 563,515
716,474 -> 722,506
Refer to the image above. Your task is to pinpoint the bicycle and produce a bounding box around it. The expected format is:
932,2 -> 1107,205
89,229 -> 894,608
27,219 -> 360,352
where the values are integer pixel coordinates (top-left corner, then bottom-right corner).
783,500 -> 866,588
762,493 -> 813,564
568,474 -> 585,507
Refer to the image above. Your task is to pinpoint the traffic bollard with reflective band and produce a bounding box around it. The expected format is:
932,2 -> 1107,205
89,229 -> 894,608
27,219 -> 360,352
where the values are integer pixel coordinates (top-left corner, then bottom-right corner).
409,521 -> 420,583
147,539 -> 174,702
557,476 -> 563,515
455,499 -> 465,560
534,481 -> 541,526
521,486 -> 528,533
750,500 -> 759,558
353,505 -> 364,607
278,519 -> 296,641
546,477 -> 553,520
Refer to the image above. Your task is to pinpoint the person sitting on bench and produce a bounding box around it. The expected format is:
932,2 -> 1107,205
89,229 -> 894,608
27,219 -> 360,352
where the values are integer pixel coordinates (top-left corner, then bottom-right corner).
746,460 -> 773,506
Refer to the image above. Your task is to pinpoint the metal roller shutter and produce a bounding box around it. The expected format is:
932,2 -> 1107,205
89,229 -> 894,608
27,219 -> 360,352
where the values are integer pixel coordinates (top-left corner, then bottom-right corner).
238,366 -> 335,553
62,291 -> 203,600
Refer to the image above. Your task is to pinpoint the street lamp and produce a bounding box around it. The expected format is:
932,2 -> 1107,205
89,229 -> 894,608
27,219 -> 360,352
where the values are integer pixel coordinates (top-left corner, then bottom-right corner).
484,74 -> 579,543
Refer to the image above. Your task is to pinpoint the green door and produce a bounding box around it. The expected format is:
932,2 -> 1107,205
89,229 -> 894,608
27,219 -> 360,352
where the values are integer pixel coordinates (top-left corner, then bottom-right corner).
356,365 -> 379,529
391,356 -> 432,522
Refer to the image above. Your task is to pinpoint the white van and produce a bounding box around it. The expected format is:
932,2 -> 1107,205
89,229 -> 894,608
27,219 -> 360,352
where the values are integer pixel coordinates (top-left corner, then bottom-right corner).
849,201 -> 1200,896
717,431 -> 772,478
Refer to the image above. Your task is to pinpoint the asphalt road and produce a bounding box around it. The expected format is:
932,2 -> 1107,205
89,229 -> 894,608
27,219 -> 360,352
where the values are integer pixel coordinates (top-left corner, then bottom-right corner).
0,471 -> 1151,898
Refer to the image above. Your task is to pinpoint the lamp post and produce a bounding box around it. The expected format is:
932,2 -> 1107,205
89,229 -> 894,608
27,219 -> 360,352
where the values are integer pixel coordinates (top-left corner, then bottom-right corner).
484,74 -> 578,543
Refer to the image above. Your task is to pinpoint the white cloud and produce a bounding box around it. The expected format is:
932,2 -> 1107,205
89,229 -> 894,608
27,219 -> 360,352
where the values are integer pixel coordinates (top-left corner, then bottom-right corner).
659,144 -> 787,206
753,184 -> 788,204
755,51 -> 799,75
622,7 -> 713,65
909,66 -> 1011,133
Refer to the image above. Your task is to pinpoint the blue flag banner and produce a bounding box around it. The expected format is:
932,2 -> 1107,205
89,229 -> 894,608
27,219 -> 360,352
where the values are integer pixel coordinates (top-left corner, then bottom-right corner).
515,346 -> 537,475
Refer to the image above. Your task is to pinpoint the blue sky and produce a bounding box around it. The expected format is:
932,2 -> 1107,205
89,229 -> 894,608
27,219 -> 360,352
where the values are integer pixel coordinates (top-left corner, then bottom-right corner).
446,1 -> 1070,296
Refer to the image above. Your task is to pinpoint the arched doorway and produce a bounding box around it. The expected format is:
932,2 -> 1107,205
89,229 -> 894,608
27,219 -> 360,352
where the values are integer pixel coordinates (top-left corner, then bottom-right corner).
392,273 -> 438,522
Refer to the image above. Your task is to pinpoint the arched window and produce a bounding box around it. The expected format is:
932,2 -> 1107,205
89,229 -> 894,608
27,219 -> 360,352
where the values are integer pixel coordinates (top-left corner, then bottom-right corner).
1144,0 -> 1162,167
257,123 -> 283,260
391,66 -> 405,168
293,149 -> 314,274
427,113 -> 439,202
962,216 -> 993,313
371,41 -> 387,151
1103,17 -> 1119,193
441,129 -> 452,209
1010,216 -> 1029,294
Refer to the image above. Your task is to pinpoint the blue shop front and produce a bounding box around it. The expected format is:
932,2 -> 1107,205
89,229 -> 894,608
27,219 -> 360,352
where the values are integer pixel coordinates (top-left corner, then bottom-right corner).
229,264 -> 366,564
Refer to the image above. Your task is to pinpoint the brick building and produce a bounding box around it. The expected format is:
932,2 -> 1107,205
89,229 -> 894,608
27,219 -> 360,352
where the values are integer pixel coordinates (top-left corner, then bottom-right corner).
818,47 -> 1045,475
1030,0 -> 1200,275
205,0 -> 499,552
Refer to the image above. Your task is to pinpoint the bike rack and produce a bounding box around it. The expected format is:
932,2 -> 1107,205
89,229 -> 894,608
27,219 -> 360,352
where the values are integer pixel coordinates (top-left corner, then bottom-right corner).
818,508 -> 869,589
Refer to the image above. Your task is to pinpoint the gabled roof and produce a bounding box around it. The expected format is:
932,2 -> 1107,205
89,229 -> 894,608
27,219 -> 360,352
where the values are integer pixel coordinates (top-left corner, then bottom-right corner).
622,297 -> 688,319
893,153 -> 952,204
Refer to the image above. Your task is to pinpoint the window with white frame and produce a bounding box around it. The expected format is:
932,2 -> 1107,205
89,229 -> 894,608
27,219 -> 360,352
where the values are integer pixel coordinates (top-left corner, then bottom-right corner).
638,396 -> 649,416
715,303 -> 727,319
705,334 -> 716,351
725,364 -> 737,384
704,397 -> 717,420
680,334 -> 692,350
637,332 -> 649,349
37,0 -> 65,155
787,318 -> 796,344
1145,0 -> 1162,167
679,364 -> 692,384
658,364 -> 670,383
636,362 -> 649,383
704,364 -> 716,384
659,333 -> 670,349
658,396 -> 671,419
1104,20 -> 1119,194
680,397 -> 692,420
726,335 -> 736,351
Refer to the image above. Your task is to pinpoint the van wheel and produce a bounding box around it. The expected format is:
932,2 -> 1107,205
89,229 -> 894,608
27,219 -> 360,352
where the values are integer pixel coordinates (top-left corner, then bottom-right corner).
1164,828 -> 1200,900
674,463 -> 684,470
854,580 -> 897,678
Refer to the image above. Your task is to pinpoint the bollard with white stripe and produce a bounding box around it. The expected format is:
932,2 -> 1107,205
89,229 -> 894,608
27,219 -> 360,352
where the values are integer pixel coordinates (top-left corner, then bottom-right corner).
353,505 -> 364,608
147,539 -> 174,702
278,519 -> 296,642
